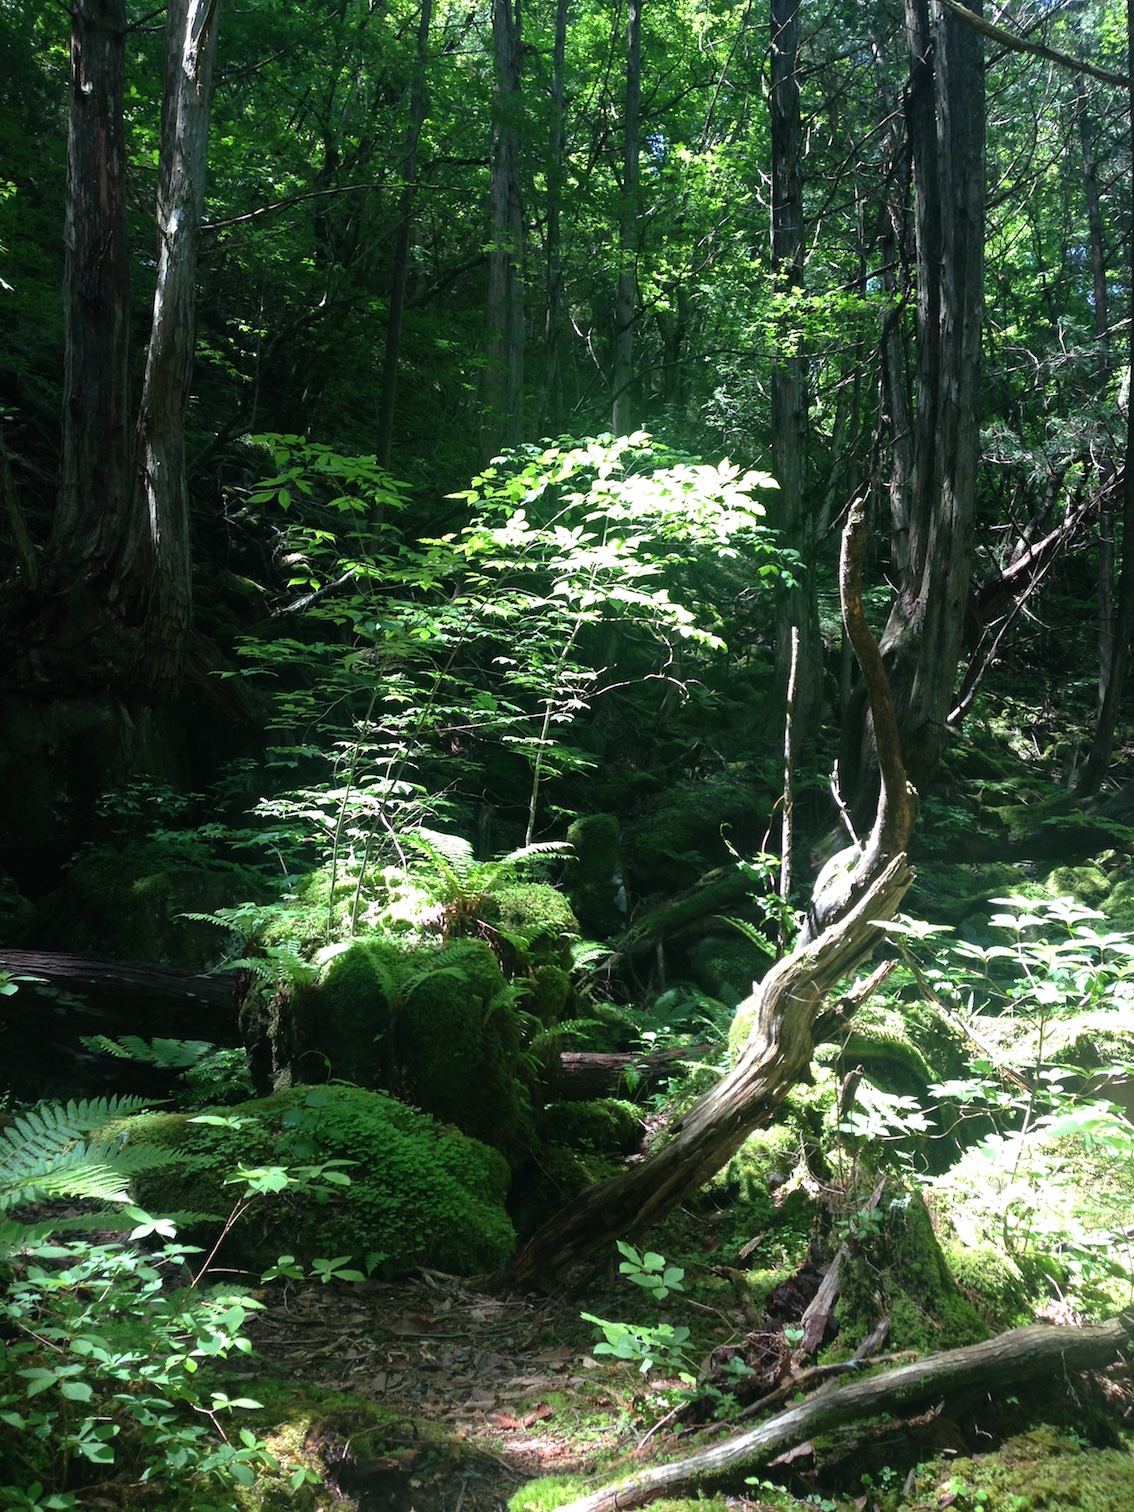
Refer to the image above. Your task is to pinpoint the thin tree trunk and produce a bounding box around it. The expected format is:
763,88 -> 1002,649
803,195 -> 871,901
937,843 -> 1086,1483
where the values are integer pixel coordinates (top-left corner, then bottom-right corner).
541,0 -> 569,433
377,0 -> 433,469
769,0 -> 820,736
1077,0 -> 1134,794
484,0 -> 525,452
611,0 -> 641,434
133,0 -> 222,697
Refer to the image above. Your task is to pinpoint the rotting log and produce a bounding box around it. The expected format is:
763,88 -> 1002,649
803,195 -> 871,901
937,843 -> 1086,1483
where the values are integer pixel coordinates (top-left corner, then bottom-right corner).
554,1314 -> 1134,1512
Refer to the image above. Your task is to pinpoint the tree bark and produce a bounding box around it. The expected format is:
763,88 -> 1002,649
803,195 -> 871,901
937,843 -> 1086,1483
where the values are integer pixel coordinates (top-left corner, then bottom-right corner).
377,0 -> 433,469
540,0 -> 569,434
555,1314 -> 1134,1512
1077,0 -> 1134,795
50,0 -> 132,604
769,0 -> 821,742
611,0 -> 642,435
132,0 -> 222,699
484,0 -> 525,452
849,0 -> 983,805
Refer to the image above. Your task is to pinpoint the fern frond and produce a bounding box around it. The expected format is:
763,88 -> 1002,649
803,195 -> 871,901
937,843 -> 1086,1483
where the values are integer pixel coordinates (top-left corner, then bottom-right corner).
403,828 -> 476,886
1,1094 -> 152,1151
498,840 -> 574,868
0,1097 -> 166,1214
713,914 -> 775,958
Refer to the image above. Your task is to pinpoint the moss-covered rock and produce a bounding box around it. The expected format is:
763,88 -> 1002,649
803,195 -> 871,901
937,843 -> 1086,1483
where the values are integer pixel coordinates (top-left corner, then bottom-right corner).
540,1098 -> 642,1155
624,777 -> 762,895
32,839 -> 265,968
686,931 -> 769,1008
286,937 -> 536,1162
0,868 -> 34,946
485,882 -> 579,970
900,1426 -> 1134,1512
508,1143 -> 623,1239
941,1239 -> 1037,1331
1042,863 -> 1112,910
115,1084 -> 516,1276
565,812 -> 625,938
832,1185 -> 989,1355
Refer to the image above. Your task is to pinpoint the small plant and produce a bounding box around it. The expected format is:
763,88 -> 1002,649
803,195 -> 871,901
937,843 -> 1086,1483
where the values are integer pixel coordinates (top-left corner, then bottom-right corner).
614,1240 -> 686,1301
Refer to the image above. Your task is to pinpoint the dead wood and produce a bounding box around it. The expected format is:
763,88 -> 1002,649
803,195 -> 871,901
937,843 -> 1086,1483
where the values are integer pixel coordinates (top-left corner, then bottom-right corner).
554,1314 -> 1134,1512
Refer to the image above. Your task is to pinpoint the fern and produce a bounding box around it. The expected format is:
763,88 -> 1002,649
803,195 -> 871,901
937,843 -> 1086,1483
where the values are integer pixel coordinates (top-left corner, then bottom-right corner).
81,1034 -> 215,1069
0,1095 -> 167,1215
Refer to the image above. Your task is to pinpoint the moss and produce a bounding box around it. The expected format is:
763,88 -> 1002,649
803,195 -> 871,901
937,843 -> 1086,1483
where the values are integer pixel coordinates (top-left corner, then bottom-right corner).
508,1142 -> 623,1238
941,1240 -> 1036,1330
903,862 -> 1029,927
0,868 -> 34,945
898,1426 -> 1134,1512
624,777 -> 762,894
565,812 -> 624,937
287,937 -> 535,1161
1042,864 -> 1112,910
527,962 -> 573,1023
486,882 -> 580,970
541,1098 -> 642,1155
686,932 -> 769,1008
34,839 -> 266,968
833,1186 -> 989,1356
115,1084 -> 516,1276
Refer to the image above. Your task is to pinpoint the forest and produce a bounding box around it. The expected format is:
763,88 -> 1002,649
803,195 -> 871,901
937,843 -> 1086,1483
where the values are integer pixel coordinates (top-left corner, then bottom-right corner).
2,0 -> 1134,1507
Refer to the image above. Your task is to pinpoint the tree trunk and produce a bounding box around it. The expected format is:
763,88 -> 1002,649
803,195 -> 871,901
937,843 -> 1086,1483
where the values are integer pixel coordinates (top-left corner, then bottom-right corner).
555,1314 -> 1134,1512
611,0 -> 642,435
540,0 -> 569,434
1077,1 -> 1134,794
132,0 -> 222,699
377,0 -> 433,469
769,0 -> 821,745
484,0 -> 525,453
49,0 -> 132,618
870,0 -> 984,799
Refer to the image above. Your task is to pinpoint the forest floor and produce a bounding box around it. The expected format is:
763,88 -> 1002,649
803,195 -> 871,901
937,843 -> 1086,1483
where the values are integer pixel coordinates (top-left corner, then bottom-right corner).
236,1264 -> 761,1512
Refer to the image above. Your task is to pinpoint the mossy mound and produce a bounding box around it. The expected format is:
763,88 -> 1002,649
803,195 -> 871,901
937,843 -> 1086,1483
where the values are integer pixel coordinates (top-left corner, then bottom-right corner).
540,1098 -> 642,1155
624,776 -> 762,894
484,882 -> 579,970
926,1129 -> 1134,1319
508,1143 -> 623,1239
565,812 -> 625,937
0,868 -> 34,946
899,1426 -> 1134,1511
32,839 -> 265,968
905,862 -> 1029,926
115,1084 -> 515,1276
941,1239 -> 1037,1331
832,1186 -> 989,1356
286,936 -> 535,1161
1042,863 -> 1112,910
686,930 -> 769,1008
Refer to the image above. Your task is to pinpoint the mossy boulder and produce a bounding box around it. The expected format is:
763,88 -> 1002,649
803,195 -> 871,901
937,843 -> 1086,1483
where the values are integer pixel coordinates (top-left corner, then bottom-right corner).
540,1098 -> 642,1155
565,812 -> 625,937
1042,863 -> 1112,910
832,1185 -> 989,1355
484,882 -> 579,970
0,869 -> 34,946
624,777 -> 762,894
940,1239 -> 1037,1331
285,937 -> 535,1162
903,1427 -> 1134,1512
31,839 -> 265,968
115,1084 -> 515,1276
686,931 -> 768,1008
905,861 -> 1029,927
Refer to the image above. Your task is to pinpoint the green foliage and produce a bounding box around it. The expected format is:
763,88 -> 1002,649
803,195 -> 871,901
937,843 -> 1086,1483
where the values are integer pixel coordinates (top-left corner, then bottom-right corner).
581,1243 -> 694,1383
0,1097 -> 332,1508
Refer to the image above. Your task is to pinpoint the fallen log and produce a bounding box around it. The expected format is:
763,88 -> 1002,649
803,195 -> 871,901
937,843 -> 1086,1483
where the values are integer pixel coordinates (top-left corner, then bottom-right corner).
554,1045 -> 711,1100
555,1313 -> 1134,1512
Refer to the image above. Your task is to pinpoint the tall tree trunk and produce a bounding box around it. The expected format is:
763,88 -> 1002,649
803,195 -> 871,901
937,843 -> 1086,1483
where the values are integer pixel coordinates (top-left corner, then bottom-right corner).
871,0 -> 984,799
484,0 -> 525,453
1077,0 -> 1134,795
769,0 -> 822,772
132,0 -> 222,698
50,0 -> 132,600
611,0 -> 641,435
541,0 -> 569,434
377,0 -> 433,469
